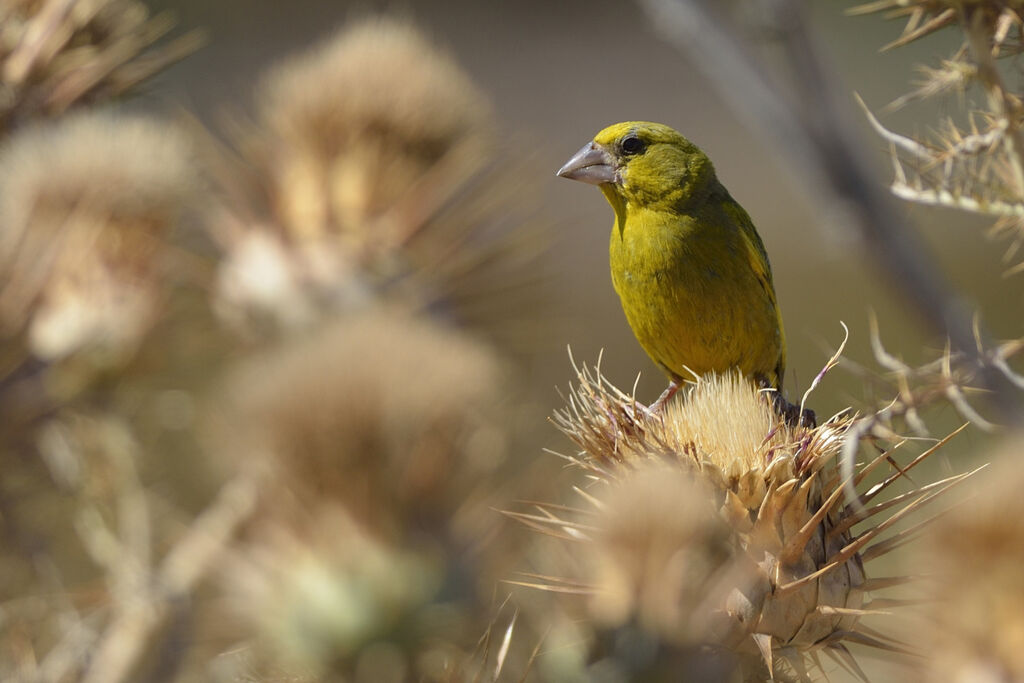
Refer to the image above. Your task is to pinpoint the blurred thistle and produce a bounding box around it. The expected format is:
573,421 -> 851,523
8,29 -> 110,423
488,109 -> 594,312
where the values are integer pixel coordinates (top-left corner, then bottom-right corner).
916,441 -> 1024,682
584,463 -> 737,642
215,309 -> 506,541
0,0 -> 203,133
225,505 -> 446,682
0,409 -> 144,681
0,111 -> 198,377
255,16 -> 490,238
223,504 -> 529,683
0,7 -> 551,683
575,462 -> 750,681
509,365 -> 979,680
0,405 -> 260,683
210,17 -> 547,350
209,310 -> 520,680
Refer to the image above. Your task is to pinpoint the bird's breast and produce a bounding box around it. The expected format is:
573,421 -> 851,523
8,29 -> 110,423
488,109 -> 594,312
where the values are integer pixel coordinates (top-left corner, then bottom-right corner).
607,208 -> 779,381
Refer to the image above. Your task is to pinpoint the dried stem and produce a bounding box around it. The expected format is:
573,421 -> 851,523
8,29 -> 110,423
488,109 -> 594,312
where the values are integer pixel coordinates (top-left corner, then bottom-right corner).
80,474 -> 259,683
962,8 -> 1024,197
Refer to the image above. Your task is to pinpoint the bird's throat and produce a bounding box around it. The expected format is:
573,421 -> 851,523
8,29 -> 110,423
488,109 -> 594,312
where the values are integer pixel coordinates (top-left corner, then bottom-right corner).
600,184 -> 629,239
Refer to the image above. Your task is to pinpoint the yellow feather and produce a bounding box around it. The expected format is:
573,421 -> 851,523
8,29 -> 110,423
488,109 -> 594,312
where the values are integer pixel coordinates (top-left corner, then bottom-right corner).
560,121 -> 786,390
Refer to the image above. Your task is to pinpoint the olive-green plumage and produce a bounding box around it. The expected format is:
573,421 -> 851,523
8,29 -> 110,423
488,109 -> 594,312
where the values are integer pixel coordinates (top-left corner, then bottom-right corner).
558,121 -> 786,390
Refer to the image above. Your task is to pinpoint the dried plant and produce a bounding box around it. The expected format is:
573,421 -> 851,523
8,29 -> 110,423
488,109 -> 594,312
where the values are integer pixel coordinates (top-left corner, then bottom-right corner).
0,0 -> 203,134
254,17 -> 490,238
0,17 -> 218,675
209,17 -> 547,350
208,311 -> 526,681
851,2 -> 1024,269
222,505 -> 448,681
576,462 -> 746,676
508,366 -> 977,680
0,111 -> 197,369
0,406 -> 260,683
7,2 -> 1023,682
214,309 -> 506,541
0,10 -> 542,683
837,0 -> 1024,467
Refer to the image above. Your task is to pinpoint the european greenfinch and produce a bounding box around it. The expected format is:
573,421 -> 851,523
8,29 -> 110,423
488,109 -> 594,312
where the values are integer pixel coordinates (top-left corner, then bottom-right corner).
557,121 -> 786,408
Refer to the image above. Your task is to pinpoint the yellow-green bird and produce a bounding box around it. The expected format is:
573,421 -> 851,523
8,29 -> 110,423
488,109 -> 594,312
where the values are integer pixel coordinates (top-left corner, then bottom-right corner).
557,121 -> 786,408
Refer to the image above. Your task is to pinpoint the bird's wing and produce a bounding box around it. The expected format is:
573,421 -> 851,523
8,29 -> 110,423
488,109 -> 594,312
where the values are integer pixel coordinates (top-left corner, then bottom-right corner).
724,200 -> 787,386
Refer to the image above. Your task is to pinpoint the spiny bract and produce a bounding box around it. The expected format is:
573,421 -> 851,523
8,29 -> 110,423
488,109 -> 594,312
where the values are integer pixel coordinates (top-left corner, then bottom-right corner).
516,367 -> 976,680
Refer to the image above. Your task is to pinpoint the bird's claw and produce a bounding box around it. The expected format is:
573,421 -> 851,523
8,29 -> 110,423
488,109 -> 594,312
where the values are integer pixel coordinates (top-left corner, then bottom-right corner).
642,380 -> 681,418
773,393 -> 816,428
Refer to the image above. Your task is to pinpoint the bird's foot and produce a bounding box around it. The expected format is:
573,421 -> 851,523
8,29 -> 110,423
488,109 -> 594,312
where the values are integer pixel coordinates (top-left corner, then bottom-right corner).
643,380 -> 681,417
755,377 -> 815,428
773,392 -> 816,428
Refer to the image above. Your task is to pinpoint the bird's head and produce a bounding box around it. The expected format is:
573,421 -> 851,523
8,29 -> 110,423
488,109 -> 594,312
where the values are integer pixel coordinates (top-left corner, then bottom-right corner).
556,121 -> 716,213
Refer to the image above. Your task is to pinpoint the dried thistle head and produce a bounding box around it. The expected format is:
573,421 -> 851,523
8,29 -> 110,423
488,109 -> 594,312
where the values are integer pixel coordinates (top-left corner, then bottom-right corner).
216,309 -> 505,542
519,364 -> 977,679
585,461 -> 741,645
554,368 -> 836,483
0,0 -> 203,132
213,16 -> 546,349
216,308 -> 511,679
0,111 -> 197,364
918,441 -> 1024,681
227,504 -> 446,680
256,16 -> 490,241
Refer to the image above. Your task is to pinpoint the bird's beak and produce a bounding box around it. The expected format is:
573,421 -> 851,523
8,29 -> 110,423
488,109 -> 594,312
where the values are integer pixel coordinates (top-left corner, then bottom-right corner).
556,142 -> 616,185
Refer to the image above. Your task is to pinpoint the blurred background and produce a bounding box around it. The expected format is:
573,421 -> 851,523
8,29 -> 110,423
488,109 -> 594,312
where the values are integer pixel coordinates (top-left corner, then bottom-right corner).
4,1 -> 1017,680
146,0 -> 1012,425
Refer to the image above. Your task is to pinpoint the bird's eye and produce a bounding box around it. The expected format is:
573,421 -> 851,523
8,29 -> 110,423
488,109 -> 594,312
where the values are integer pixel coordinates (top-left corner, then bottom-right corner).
621,134 -> 645,155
